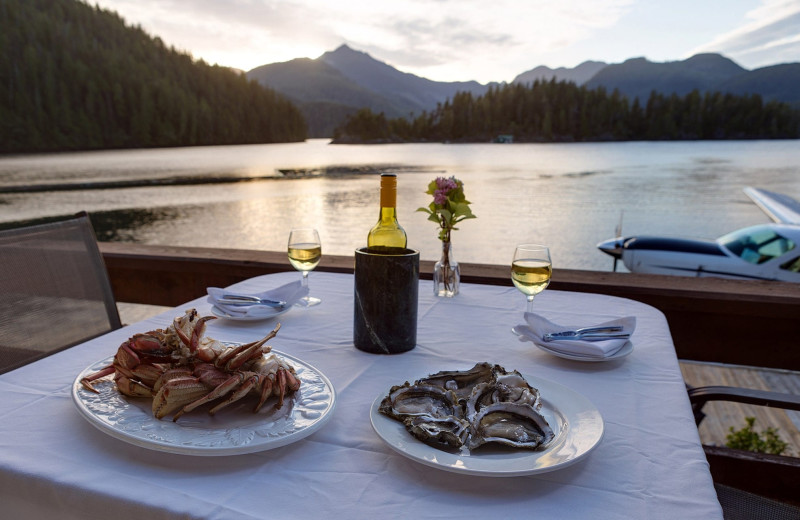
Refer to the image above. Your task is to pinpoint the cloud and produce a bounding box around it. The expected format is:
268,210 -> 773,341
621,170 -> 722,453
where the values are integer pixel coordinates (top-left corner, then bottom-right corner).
93,0 -> 636,81
690,0 -> 800,67
338,0 -> 635,81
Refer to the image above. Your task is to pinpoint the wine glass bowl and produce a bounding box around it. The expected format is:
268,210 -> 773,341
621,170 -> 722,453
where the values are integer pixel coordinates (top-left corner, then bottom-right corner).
288,228 -> 322,306
511,244 -> 552,313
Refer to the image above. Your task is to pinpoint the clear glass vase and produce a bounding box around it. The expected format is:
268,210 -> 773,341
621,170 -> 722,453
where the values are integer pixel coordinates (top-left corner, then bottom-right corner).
433,240 -> 460,297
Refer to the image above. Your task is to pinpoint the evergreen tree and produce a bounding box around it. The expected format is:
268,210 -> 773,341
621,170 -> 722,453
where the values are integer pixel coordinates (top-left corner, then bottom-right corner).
0,0 -> 307,153
332,79 -> 800,143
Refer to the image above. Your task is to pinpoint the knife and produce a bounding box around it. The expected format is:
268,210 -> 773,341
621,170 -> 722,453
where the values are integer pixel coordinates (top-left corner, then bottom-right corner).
218,294 -> 287,308
543,327 -> 628,342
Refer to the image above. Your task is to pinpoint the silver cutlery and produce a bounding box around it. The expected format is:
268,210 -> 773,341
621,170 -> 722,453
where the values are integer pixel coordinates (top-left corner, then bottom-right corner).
544,326 -> 629,342
218,294 -> 287,308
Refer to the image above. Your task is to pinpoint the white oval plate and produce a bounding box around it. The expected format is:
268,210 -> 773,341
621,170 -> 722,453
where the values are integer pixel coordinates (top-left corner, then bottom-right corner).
73,350 -> 335,456
210,304 -> 292,321
370,374 -> 603,477
534,340 -> 634,362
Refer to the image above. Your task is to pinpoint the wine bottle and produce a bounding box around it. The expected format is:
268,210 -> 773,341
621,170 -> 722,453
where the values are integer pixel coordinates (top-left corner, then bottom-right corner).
367,173 -> 407,253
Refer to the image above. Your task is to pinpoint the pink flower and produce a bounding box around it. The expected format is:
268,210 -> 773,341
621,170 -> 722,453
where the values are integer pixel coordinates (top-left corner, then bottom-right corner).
435,176 -> 458,193
434,190 -> 448,205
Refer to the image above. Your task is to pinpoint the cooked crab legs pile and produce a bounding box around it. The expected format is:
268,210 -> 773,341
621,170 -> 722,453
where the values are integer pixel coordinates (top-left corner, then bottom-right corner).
81,309 -> 300,421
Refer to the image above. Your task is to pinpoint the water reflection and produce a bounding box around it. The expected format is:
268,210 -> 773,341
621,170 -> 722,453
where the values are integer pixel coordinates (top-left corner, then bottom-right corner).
0,139 -> 797,271
89,207 -> 181,242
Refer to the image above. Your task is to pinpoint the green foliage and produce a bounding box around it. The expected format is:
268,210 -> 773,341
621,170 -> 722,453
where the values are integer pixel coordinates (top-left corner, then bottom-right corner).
0,0 -> 307,153
416,177 -> 476,241
331,108 -> 395,142
725,416 -> 791,456
333,79 -> 800,143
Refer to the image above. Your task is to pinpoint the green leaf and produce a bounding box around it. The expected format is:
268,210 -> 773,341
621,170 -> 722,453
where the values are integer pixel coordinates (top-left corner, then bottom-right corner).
451,201 -> 474,219
449,187 -> 467,203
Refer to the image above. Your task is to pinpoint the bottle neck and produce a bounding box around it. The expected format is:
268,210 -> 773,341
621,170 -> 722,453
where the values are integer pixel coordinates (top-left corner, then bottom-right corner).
378,174 -> 398,221
380,175 -> 397,209
367,173 -> 406,250
378,206 -> 399,222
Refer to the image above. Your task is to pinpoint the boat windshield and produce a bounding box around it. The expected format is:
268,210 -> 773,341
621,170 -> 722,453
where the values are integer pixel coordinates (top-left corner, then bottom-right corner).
719,226 -> 796,264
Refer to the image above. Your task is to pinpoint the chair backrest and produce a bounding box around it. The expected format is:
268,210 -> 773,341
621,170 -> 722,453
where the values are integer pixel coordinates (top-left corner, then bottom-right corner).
0,212 -> 121,373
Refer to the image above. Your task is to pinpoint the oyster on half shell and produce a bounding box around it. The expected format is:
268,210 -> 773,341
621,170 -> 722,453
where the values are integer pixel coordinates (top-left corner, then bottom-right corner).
416,362 -> 496,401
468,402 -> 555,451
404,414 -> 471,450
378,363 -> 554,453
378,383 -> 461,421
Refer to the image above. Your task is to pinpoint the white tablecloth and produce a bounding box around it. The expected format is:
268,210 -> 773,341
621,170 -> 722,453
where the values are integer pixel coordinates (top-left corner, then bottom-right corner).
0,272 -> 723,519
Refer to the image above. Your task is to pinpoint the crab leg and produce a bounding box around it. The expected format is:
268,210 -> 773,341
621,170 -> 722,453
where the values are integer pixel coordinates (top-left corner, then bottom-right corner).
114,373 -> 156,397
214,342 -> 253,367
275,369 -> 287,410
208,375 -> 260,415
172,374 -> 246,421
152,367 -> 193,394
283,369 -> 301,392
80,365 -> 114,393
189,316 -> 216,352
216,324 -> 281,368
254,376 -> 274,412
224,341 -> 269,371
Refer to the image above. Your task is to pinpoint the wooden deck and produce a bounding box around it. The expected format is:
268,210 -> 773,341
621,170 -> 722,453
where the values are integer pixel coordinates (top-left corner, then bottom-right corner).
681,361 -> 800,456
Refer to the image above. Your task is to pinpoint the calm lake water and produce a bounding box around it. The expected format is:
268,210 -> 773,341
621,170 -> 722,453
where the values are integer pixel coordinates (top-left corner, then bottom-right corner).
1,138 -> 799,272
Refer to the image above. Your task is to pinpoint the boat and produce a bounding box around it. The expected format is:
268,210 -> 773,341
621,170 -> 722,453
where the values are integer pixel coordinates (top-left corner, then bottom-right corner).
597,187 -> 800,282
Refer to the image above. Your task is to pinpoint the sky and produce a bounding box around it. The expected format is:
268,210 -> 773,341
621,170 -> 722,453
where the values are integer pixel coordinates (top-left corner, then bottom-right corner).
91,0 -> 800,84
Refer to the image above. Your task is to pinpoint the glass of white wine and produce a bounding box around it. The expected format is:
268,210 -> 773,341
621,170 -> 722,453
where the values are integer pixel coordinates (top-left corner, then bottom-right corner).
288,228 -> 322,306
511,244 -> 552,313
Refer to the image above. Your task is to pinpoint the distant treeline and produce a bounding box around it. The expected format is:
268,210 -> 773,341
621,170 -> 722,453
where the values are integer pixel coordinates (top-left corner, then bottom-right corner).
332,80 -> 800,143
0,0 -> 307,154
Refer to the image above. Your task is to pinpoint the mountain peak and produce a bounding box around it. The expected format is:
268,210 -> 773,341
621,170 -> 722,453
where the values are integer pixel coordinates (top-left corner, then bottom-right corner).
323,44 -> 371,61
586,52 -> 749,101
512,60 -> 607,86
685,52 -> 725,61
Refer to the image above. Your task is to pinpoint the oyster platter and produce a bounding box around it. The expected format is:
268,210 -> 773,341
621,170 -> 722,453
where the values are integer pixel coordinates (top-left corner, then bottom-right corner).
370,362 -> 604,476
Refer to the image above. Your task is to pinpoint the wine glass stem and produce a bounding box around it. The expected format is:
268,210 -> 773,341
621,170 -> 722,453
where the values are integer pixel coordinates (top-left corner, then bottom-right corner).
301,270 -> 309,289
526,295 -> 535,313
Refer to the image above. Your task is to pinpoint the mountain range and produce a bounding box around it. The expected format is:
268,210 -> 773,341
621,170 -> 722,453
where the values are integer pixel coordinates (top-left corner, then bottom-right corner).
248,45 -> 800,137
247,45 -> 491,137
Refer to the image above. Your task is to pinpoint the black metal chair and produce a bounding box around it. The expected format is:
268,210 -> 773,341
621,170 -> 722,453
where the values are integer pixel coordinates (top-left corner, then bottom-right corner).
0,212 -> 121,373
688,385 -> 800,518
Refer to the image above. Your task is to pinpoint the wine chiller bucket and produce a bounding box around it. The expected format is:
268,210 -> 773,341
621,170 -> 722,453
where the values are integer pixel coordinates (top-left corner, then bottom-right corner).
353,247 -> 419,354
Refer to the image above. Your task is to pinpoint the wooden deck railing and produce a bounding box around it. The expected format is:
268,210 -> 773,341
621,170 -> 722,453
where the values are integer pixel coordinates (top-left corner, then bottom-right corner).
99,242 -> 800,371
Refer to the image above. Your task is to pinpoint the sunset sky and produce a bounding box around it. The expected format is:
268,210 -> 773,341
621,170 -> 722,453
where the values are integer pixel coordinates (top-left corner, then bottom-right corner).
92,0 -> 800,83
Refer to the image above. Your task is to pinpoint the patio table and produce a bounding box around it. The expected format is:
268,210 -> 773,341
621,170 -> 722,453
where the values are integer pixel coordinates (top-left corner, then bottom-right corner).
0,271 -> 723,519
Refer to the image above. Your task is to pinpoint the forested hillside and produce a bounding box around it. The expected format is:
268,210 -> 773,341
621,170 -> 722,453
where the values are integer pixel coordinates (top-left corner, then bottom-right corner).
0,0 -> 307,154
333,80 -> 800,143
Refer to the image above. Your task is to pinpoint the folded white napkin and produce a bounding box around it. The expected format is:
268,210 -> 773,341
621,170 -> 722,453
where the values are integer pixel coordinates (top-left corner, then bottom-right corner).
519,312 -> 636,358
207,281 -> 308,318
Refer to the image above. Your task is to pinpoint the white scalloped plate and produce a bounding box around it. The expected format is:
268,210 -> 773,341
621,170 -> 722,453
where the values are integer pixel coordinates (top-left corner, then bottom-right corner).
72,350 -> 335,456
370,374 -> 603,476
